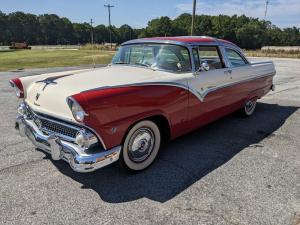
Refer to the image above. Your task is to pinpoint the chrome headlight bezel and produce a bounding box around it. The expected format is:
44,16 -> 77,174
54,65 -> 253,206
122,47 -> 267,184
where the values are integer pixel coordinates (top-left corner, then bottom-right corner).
67,97 -> 88,123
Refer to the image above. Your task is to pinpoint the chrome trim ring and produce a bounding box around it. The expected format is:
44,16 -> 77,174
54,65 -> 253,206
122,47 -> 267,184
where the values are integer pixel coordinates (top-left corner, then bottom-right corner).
245,100 -> 257,115
127,127 -> 155,163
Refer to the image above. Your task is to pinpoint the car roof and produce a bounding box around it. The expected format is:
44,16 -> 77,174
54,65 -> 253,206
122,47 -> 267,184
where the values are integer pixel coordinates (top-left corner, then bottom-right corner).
122,36 -> 238,49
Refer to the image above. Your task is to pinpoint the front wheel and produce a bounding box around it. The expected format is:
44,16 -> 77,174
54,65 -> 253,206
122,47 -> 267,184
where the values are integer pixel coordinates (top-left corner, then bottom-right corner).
240,99 -> 257,117
119,120 -> 161,172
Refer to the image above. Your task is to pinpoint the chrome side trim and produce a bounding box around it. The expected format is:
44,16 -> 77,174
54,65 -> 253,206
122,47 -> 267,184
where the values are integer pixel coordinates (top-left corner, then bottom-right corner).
122,39 -> 194,48
191,72 -> 276,101
250,61 -> 274,65
81,81 -> 190,94
81,72 -> 275,103
122,36 -> 240,50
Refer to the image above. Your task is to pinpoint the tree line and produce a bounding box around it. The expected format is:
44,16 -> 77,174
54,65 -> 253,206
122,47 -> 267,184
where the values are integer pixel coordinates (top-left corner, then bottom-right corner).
0,11 -> 299,49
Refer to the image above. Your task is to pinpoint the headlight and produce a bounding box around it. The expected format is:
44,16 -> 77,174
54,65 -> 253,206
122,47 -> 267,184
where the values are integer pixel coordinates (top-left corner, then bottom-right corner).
67,97 -> 88,122
75,129 -> 98,149
9,78 -> 24,98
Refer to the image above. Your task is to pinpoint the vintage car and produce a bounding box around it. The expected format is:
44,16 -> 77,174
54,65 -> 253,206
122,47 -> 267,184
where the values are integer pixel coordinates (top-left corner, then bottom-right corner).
10,36 -> 276,173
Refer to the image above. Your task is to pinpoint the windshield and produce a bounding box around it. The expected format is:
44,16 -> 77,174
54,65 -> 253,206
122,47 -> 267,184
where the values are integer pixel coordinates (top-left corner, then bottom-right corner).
111,44 -> 191,73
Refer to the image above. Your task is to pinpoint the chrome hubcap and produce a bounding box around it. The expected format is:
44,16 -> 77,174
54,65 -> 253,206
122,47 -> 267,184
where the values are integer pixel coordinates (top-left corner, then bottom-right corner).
128,127 -> 155,163
245,100 -> 256,114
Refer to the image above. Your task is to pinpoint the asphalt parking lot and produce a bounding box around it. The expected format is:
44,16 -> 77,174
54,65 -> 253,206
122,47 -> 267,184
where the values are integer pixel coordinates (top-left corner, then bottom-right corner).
0,58 -> 299,225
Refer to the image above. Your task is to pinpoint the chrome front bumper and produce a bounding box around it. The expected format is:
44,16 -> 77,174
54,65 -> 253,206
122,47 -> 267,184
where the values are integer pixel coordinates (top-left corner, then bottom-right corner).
15,115 -> 121,173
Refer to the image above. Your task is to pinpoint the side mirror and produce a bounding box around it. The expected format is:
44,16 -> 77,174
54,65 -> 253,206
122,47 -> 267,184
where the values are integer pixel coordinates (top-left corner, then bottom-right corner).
201,62 -> 210,71
194,62 -> 210,75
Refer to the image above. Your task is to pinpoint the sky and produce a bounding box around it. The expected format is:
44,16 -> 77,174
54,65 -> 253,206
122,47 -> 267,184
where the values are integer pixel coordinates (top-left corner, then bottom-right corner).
1,0 -> 299,28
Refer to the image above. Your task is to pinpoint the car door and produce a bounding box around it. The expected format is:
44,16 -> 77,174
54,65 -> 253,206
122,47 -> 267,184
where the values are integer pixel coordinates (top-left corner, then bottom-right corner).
186,45 -> 234,128
223,47 -> 253,106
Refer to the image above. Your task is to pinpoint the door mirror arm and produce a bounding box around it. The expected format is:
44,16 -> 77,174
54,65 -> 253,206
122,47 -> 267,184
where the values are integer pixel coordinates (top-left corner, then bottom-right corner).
193,62 -> 210,75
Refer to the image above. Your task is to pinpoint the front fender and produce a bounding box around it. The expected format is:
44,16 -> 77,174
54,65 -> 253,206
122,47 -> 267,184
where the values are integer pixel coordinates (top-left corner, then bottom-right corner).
73,85 -> 189,149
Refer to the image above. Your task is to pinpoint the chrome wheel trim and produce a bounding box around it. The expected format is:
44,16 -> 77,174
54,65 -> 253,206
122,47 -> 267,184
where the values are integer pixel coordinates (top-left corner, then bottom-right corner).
127,127 -> 155,163
122,120 -> 161,171
245,100 -> 257,115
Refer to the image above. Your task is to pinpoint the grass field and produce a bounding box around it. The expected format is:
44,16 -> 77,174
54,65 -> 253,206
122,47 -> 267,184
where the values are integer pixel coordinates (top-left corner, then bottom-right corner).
0,49 -> 115,72
245,50 -> 300,59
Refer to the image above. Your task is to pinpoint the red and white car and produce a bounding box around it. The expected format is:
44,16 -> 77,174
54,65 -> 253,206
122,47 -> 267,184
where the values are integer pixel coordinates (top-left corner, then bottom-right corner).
10,36 -> 276,172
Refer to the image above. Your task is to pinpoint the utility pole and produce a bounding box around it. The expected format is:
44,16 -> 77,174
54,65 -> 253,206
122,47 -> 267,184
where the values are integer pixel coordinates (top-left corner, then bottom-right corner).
104,4 -> 114,49
191,0 -> 197,36
264,0 -> 269,20
90,18 -> 94,47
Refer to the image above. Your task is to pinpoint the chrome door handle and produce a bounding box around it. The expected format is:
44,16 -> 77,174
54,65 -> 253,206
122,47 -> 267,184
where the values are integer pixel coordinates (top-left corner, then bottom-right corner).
224,69 -> 232,74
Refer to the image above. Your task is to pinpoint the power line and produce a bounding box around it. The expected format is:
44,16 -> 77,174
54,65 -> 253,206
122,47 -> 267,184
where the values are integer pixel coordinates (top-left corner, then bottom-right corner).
191,0 -> 197,36
90,18 -> 94,46
104,4 -> 115,49
264,0 -> 269,20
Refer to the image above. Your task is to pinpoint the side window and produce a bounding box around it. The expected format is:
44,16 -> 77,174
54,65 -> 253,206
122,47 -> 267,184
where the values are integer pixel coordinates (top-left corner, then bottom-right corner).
156,46 -> 191,72
198,46 -> 224,70
225,48 -> 247,67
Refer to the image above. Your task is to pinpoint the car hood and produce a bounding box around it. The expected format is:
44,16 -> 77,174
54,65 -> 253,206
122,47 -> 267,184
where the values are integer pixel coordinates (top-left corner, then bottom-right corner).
25,65 -> 176,123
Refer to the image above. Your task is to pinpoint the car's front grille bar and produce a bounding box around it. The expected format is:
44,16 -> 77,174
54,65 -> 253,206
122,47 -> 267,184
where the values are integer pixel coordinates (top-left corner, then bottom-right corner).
26,106 -> 80,142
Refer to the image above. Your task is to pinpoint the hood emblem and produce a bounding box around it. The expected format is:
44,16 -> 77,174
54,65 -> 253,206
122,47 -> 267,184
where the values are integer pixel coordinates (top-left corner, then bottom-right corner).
33,74 -> 73,105
36,74 -> 72,91
35,92 -> 40,101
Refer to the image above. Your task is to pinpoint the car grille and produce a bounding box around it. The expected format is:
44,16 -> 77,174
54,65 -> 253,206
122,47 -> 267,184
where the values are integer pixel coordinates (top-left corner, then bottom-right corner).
35,117 -> 78,138
26,107 -> 80,140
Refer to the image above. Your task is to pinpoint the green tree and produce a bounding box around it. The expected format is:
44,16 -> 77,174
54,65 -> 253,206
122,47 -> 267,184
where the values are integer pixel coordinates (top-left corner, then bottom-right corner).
236,21 -> 267,49
140,16 -> 173,37
118,24 -> 134,43
0,11 -> 8,44
172,13 -> 191,35
281,27 -> 300,46
7,12 -> 26,42
0,11 -> 299,49
73,22 -> 91,44
94,24 -> 109,43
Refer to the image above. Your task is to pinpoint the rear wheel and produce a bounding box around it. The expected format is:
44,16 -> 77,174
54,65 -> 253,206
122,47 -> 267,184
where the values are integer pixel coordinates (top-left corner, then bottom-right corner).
240,99 -> 257,117
119,120 -> 161,172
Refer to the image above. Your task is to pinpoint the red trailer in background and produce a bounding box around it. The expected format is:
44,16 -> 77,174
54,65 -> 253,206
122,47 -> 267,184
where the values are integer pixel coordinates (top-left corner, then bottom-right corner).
9,42 -> 31,49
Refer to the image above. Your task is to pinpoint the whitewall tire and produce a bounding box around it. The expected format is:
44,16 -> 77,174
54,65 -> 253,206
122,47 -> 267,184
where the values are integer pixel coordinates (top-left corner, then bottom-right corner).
120,120 -> 161,172
241,99 -> 257,117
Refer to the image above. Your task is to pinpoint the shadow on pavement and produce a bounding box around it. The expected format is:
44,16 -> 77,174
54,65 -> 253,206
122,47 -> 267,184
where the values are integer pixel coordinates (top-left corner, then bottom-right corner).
40,102 -> 298,203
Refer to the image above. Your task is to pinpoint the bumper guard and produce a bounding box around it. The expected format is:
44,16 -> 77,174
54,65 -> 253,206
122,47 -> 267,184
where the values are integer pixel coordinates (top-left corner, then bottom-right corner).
15,115 -> 121,173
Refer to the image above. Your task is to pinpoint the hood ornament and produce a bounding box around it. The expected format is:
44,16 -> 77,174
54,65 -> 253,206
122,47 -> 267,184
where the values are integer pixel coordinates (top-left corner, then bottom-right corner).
34,74 -> 73,104
36,74 -> 72,91
35,92 -> 40,101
